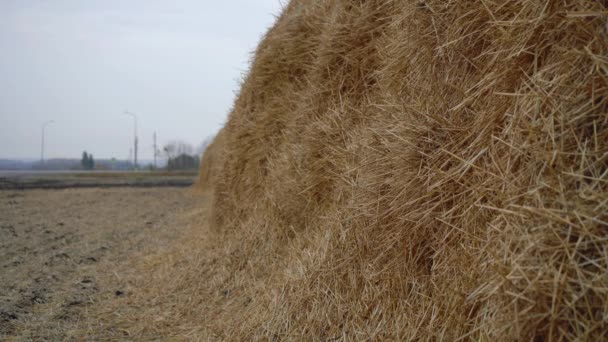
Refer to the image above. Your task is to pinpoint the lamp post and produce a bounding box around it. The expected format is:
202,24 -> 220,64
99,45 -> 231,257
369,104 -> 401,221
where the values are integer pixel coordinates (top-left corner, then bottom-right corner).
124,111 -> 138,169
41,120 -> 54,166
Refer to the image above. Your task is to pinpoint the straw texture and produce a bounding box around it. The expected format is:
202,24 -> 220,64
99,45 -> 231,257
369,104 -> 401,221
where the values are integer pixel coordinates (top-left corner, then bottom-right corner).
103,0 -> 608,340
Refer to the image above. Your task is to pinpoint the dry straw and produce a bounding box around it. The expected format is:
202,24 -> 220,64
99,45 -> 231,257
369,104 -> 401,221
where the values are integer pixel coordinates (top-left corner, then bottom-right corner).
94,0 -> 608,340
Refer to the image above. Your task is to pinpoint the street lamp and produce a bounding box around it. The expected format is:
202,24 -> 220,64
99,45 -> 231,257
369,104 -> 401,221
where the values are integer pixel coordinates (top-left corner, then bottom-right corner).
124,111 -> 138,169
41,120 -> 55,166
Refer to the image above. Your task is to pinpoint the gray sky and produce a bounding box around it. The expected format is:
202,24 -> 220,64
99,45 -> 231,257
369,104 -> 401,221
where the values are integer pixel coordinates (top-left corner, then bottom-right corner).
0,0 -> 283,160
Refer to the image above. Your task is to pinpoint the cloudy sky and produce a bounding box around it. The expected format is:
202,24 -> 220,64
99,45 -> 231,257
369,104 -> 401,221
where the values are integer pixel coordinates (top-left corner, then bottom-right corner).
0,0 -> 284,160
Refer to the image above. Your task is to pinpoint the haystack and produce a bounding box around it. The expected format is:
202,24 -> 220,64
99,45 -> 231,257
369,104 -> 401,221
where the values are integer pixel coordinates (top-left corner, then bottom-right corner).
103,0 -> 608,339
197,129 -> 225,189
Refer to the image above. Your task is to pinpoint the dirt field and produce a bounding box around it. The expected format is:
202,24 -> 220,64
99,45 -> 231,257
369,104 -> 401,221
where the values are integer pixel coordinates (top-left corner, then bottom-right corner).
0,187 -> 199,340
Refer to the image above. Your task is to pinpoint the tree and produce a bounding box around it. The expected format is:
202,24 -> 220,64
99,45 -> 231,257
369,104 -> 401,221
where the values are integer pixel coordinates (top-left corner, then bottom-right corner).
88,154 -> 95,170
167,154 -> 200,171
162,140 -> 199,171
81,151 -> 95,170
163,140 -> 194,160
81,151 -> 89,170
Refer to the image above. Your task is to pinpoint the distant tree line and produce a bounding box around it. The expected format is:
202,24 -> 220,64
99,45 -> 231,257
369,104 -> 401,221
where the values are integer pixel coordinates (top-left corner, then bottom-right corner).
163,140 -> 200,171
81,151 -> 95,170
167,154 -> 200,170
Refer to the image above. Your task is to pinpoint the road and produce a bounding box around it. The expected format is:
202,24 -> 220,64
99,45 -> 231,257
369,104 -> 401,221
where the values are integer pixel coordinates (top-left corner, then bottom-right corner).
0,170 -> 154,177
0,170 -> 197,190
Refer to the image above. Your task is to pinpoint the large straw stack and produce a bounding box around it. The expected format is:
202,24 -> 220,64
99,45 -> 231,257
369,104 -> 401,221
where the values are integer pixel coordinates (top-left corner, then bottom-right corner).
197,129 -> 225,189
124,0 -> 608,339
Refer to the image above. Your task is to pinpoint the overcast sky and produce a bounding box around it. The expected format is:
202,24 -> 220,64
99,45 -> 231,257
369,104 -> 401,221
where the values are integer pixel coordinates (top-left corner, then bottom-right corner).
0,0 -> 283,160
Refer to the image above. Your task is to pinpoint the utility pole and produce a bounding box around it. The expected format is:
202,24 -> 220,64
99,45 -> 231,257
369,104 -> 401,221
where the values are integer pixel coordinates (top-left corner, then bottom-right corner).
124,111 -> 138,169
41,120 -> 54,166
153,132 -> 158,169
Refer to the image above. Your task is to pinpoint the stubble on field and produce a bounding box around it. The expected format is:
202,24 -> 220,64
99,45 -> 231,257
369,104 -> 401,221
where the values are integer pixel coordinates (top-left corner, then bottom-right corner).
0,188 -> 198,340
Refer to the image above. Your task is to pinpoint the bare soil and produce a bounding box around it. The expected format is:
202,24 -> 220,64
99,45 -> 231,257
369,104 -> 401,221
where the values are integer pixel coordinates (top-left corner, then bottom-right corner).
0,188 -> 198,340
